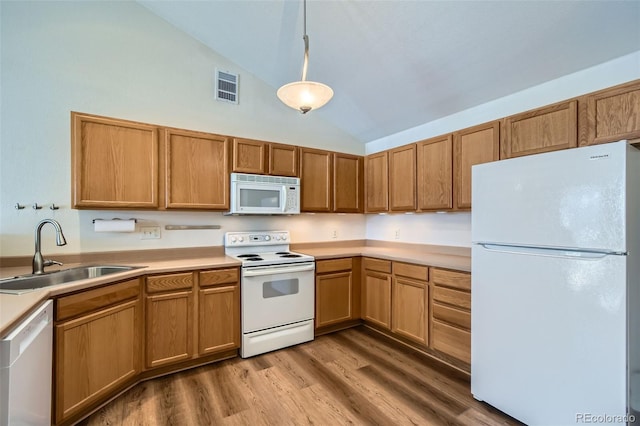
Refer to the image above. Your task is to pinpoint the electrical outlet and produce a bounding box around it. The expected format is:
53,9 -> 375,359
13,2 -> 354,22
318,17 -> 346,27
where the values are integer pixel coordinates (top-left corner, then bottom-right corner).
141,226 -> 161,239
332,229 -> 338,239
394,229 -> 400,240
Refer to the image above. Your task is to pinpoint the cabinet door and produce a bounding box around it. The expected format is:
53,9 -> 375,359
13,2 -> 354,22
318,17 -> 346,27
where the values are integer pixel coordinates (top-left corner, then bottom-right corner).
582,80 -> 640,146
232,138 -> 266,174
392,277 -> 428,346
389,144 -> 417,211
71,112 -> 158,208
269,143 -> 298,176
55,300 -> 139,423
365,151 -> 389,212
333,153 -> 364,213
199,284 -> 240,355
502,100 -> 577,159
417,135 -> 453,211
362,270 -> 391,329
316,271 -> 353,328
300,148 -> 333,212
453,121 -> 499,210
145,290 -> 193,368
165,129 -> 229,209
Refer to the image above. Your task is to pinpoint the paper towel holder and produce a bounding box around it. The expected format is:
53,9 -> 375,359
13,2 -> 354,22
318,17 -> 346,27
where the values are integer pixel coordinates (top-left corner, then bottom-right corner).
92,218 -> 138,223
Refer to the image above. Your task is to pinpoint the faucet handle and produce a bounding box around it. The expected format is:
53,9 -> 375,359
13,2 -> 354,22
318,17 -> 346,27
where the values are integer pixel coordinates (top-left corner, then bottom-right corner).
44,259 -> 63,268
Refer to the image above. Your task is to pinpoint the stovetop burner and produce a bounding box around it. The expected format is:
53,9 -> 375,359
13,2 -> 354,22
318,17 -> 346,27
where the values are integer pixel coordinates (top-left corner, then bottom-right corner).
245,257 -> 263,261
276,252 -> 290,255
280,254 -> 302,258
237,254 -> 260,258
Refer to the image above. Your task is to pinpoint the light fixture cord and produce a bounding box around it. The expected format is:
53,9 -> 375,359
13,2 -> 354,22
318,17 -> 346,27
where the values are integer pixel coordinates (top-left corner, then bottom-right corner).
301,0 -> 309,82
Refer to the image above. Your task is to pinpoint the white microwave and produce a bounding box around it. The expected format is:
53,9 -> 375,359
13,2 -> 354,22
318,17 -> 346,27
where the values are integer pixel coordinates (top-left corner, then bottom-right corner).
228,173 -> 301,215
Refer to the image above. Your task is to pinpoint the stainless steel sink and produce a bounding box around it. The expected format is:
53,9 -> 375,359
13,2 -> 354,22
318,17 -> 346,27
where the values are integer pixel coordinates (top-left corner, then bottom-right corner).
0,265 -> 144,294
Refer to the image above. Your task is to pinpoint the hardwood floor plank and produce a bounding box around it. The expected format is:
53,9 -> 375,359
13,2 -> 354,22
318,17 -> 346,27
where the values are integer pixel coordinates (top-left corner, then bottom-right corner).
81,327 -> 521,426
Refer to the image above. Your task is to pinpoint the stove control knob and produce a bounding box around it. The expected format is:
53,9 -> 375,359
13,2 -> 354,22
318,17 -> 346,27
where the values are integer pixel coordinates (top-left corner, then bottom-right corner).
230,237 -> 237,243
275,235 -> 281,241
265,235 -> 271,241
281,234 -> 287,241
238,237 -> 244,242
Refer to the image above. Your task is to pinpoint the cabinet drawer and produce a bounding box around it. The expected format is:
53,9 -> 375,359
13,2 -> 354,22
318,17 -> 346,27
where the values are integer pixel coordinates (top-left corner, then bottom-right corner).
432,302 -> 470,330
363,257 -> 392,274
316,258 -> 353,274
146,272 -> 193,293
199,268 -> 239,287
432,320 -> 471,364
56,278 -> 140,321
433,286 -> 470,310
393,262 -> 428,281
431,268 -> 470,291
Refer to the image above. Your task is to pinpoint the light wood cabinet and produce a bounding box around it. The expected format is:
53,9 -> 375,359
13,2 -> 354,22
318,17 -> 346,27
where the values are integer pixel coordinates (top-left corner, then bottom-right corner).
388,144 -> 417,211
54,279 -> 140,424
315,257 -> 361,329
453,121 -> 500,210
231,138 -> 266,174
580,79 -> 640,146
430,268 -> 471,364
71,112 -> 159,209
198,268 -> 240,355
365,151 -> 389,213
416,135 -> 453,211
164,128 -> 229,209
300,147 -> 333,212
269,143 -> 298,177
145,272 -> 194,368
392,262 -> 428,345
501,100 -> 577,159
333,153 -> 364,213
362,258 -> 392,329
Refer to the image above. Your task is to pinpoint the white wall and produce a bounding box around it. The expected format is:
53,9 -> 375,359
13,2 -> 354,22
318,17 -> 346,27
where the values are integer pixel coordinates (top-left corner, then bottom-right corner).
0,1 -> 365,257
365,51 -> 640,248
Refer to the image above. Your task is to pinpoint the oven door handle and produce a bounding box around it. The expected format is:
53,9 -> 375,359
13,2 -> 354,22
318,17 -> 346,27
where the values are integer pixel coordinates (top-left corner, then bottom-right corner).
243,263 -> 315,277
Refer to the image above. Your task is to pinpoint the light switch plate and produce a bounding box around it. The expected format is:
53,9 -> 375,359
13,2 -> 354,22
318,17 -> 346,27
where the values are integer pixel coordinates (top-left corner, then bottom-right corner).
141,226 -> 161,239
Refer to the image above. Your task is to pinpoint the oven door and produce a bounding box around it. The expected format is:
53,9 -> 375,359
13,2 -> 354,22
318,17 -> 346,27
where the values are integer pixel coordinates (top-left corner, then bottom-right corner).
241,262 -> 315,333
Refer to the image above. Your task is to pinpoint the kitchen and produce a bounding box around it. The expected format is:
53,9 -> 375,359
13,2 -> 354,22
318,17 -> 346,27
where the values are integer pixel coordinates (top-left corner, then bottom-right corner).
1,1 -> 640,425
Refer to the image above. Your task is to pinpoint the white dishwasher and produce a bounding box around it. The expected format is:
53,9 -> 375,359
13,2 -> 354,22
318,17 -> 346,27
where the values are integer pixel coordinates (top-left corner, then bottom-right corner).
0,300 -> 53,426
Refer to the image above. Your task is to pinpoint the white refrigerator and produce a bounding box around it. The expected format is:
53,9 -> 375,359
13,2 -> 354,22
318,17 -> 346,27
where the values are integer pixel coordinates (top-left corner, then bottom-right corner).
471,140 -> 640,426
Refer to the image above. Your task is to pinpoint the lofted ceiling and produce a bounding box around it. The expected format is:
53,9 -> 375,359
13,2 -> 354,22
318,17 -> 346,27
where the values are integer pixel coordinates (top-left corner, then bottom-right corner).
138,0 -> 640,144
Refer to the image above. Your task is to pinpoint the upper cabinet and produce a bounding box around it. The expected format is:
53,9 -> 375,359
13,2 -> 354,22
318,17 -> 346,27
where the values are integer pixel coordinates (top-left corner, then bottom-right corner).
231,138 -> 298,176
416,135 -> 453,211
333,153 -> 364,213
71,112 -> 159,209
501,100 -> 577,159
268,143 -> 298,177
453,121 -> 500,210
299,148 -> 333,212
231,138 -> 266,174
163,129 -> 229,210
388,144 -> 417,212
365,151 -> 389,213
580,79 -> 640,146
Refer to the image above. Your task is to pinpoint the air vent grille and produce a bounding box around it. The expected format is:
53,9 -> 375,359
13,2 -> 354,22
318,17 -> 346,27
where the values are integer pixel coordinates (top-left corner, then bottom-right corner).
216,69 -> 238,104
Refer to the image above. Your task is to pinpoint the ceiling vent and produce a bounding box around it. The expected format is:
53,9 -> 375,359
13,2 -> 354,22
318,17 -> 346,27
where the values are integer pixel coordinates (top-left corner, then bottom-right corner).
215,69 -> 239,104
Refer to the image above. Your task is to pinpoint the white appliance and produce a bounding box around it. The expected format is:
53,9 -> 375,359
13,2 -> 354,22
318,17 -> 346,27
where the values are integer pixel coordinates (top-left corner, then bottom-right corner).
224,231 -> 315,358
0,300 -> 53,426
471,140 -> 640,425
228,173 -> 300,215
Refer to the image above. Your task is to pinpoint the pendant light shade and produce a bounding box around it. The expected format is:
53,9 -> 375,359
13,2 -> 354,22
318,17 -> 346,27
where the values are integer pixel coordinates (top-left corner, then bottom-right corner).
277,0 -> 333,114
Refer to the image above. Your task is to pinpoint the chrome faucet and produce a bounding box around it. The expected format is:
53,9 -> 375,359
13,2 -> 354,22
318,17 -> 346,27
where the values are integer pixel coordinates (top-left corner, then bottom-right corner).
32,219 -> 67,274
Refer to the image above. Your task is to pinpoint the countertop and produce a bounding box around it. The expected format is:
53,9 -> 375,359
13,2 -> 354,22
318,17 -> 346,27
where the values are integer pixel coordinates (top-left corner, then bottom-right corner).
0,241 -> 470,338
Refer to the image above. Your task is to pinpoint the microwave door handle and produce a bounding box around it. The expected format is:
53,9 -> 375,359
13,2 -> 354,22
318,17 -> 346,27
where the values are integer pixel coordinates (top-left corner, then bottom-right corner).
281,185 -> 287,212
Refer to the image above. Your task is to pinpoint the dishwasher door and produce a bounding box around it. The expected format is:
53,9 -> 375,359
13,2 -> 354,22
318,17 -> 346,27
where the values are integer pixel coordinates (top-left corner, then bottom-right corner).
0,300 -> 53,426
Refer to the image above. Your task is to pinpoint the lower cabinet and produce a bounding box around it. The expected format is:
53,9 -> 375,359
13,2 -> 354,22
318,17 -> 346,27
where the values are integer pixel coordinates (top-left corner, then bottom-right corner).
315,257 -> 361,329
362,258 -> 392,329
198,268 -> 240,355
430,268 -> 471,364
392,262 -> 429,346
54,279 -> 141,424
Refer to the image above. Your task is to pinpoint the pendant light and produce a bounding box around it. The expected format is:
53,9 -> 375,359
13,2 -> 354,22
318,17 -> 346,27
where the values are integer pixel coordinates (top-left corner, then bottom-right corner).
277,0 -> 333,114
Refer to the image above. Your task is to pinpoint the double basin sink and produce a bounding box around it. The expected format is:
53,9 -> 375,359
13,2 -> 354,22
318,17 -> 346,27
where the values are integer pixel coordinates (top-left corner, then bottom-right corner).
0,265 -> 143,294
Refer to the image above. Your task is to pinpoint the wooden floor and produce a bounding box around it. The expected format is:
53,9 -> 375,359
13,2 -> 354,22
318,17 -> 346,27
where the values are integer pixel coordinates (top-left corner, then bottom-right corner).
79,327 -> 521,426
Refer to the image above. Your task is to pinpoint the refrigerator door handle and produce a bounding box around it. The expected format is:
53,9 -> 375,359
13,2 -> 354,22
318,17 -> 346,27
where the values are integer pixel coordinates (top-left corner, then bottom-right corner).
478,243 -> 621,259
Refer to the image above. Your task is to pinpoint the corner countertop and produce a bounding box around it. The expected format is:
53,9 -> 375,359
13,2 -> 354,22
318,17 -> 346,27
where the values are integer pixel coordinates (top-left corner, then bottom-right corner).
1,241 -> 470,338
